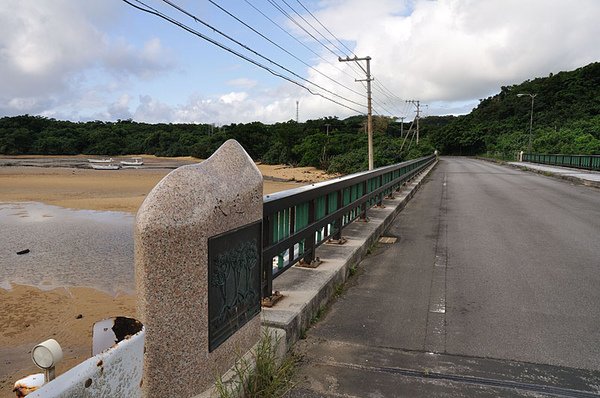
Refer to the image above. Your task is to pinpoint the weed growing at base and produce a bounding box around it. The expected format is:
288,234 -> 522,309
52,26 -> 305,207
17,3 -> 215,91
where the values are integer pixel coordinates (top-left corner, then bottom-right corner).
216,330 -> 297,398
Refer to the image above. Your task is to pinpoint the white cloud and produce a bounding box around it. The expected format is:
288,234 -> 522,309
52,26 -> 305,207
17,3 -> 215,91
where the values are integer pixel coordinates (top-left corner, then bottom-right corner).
133,95 -> 175,123
219,92 -> 249,104
107,94 -> 133,120
0,0 -> 173,116
2,0 -> 600,122
104,37 -> 173,80
128,83 -> 301,125
303,0 -> 600,116
227,78 -> 258,89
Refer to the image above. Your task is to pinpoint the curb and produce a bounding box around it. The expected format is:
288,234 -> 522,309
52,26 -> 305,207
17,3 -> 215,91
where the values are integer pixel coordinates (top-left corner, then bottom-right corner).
508,163 -> 600,189
475,157 -> 600,189
261,160 -> 439,350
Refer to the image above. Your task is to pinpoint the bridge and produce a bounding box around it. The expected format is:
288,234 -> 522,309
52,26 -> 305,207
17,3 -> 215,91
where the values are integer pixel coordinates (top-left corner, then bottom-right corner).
25,146 -> 600,397
287,157 -> 600,397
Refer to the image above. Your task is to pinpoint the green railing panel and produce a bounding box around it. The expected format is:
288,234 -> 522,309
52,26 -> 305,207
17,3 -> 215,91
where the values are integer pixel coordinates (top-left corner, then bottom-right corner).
262,153 -> 436,299
295,203 -> 309,229
272,212 -> 280,242
524,153 -> 600,171
295,202 -> 308,256
315,196 -> 326,220
328,192 -> 338,214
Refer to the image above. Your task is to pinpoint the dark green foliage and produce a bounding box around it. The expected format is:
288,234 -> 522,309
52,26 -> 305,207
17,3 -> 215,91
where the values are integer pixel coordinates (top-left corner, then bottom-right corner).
0,113 -> 434,174
428,62 -> 600,156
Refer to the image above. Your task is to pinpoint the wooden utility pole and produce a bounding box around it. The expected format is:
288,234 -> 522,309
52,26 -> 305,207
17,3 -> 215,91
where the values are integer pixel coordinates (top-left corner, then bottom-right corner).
339,56 -> 373,170
398,116 -> 406,138
406,100 -> 420,144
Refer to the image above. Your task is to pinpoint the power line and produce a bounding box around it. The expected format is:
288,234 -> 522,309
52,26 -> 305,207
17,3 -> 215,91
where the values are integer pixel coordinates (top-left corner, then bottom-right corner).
243,0 -> 364,84
285,0 -> 366,83
278,0 -> 349,57
266,0 -> 339,60
122,0 -> 365,114
244,1 -> 413,117
295,0 -> 356,58
208,0 -> 366,99
158,0 -> 366,109
266,0 -> 368,84
265,0 -> 410,118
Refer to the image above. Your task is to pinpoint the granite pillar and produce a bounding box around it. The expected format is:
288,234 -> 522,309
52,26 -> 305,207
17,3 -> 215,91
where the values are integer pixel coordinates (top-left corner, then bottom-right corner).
135,140 -> 263,397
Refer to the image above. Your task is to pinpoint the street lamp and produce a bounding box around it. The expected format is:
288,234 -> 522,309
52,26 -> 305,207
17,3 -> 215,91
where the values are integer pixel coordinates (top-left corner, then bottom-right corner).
517,93 -> 537,153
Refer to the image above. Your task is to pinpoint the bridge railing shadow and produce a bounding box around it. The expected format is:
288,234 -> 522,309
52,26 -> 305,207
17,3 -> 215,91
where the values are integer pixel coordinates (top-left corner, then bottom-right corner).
262,154 -> 436,299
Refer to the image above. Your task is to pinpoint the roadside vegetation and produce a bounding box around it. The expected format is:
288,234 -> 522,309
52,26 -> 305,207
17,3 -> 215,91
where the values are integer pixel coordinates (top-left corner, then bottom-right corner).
215,330 -> 297,398
0,114 -> 434,174
1,62 -> 598,171
424,62 -> 600,158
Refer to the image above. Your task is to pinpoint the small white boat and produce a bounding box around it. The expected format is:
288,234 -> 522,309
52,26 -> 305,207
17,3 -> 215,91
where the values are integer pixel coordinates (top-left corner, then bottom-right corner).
88,158 -> 113,163
120,157 -> 144,166
90,163 -> 121,170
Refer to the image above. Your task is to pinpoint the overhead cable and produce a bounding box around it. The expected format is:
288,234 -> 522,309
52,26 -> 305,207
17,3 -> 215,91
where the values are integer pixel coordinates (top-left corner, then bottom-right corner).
122,0 -> 365,114
295,0 -> 356,58
159,0 -> 365,109
207,0 -> 366,99
242,0 -> 365,85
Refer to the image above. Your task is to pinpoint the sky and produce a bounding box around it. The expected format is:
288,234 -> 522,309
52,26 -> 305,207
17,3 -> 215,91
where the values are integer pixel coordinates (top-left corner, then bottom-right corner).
1,0 -> 600,124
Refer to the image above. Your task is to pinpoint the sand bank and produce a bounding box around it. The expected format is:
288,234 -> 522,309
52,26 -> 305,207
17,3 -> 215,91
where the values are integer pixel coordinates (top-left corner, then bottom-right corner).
0,285 -> 136,397
0,158 -> 335,213
0,156 -> 336,396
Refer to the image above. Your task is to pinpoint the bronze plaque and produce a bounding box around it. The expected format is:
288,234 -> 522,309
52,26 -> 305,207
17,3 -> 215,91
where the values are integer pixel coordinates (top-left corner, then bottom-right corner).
208,220 -> 262,352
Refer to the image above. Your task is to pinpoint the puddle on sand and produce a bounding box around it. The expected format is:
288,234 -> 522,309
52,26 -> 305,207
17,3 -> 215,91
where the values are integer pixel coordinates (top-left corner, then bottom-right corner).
0,202 -> 135,295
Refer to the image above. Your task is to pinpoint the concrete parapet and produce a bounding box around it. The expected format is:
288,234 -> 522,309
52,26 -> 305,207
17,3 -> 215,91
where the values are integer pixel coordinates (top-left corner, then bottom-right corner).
135,139 -> 263,397
262,161 -> 438,349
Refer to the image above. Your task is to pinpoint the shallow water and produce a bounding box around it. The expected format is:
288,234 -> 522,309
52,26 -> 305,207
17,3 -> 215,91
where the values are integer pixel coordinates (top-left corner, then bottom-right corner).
0,202 -> 134,294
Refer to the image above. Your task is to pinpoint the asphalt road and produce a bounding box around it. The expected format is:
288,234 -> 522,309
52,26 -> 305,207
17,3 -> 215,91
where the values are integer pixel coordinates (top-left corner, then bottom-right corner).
288,157 -> 600,397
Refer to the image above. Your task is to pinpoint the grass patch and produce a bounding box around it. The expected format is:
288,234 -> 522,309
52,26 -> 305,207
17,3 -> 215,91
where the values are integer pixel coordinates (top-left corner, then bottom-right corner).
349,265 -> 357,277
366,240 -> 380,255
311,306 -> 325,325
216,330 -> 296,398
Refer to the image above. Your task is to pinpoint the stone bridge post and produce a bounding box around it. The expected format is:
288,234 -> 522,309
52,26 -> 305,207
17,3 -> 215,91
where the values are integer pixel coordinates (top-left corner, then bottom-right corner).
135,139 -> 263,397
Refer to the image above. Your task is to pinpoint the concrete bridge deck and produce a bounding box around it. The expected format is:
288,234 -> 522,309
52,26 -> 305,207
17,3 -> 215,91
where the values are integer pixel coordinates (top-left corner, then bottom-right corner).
288,157 -> 600,397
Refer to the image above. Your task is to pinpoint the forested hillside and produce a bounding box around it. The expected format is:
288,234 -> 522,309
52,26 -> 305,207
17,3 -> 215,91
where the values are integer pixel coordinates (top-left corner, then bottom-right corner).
2,62 -> 598,172
0,114 -> 434,174
427,62 -> 600,157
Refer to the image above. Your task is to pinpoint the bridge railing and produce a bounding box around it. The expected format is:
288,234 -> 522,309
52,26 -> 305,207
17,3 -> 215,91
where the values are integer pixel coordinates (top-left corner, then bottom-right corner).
261,154 -> 436,298
523,153 -> 600,171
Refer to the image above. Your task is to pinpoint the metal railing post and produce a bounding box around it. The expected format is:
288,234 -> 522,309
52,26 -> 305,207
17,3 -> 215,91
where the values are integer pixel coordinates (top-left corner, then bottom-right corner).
262,215 -> 273,298
333,189 -> 343,240
360,180 -> 368,220
303,199 -> 316,264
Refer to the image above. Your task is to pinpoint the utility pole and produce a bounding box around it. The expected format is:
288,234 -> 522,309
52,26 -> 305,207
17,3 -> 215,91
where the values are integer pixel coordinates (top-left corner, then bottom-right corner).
322,123 -> 331,165
398,116 -> 406,138
406,100 -> 420,144
339,55 -> 373,170
296,100 -> 299,123
517,93 -> 537,153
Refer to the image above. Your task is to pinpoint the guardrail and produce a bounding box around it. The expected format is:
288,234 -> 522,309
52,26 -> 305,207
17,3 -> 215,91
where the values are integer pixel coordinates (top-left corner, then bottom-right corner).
261,154 -> 436,298
523,153 -> 600,171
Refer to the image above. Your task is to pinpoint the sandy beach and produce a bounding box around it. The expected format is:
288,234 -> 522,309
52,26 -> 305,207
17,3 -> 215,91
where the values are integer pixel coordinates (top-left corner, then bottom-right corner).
0,155 -> 334,212
0,155 -> 335,397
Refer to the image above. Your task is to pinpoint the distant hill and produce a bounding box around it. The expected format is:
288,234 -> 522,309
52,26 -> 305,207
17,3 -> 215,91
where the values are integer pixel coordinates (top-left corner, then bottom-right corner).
4,64 -> 596,171
425,62 -> 600,156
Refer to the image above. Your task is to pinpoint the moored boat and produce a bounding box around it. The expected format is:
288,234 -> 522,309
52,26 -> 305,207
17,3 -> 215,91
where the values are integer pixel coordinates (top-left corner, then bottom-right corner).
120,157 -> 144,166
90,163 -> 121,170
88,158 -> 113,163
